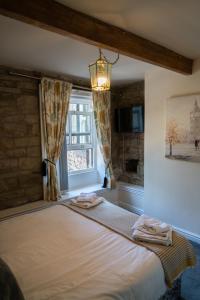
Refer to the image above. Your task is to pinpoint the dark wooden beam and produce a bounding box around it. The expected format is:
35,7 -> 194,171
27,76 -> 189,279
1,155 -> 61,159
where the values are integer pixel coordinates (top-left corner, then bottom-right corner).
0,0 -> 193,74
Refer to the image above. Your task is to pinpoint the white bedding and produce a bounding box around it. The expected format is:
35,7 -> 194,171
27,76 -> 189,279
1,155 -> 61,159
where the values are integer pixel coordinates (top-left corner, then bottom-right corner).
0,204 -> 166,300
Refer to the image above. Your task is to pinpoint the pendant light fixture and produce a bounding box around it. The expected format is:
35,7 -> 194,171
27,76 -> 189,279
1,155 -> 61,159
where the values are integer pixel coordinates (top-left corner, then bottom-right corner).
89,48 -> 119,91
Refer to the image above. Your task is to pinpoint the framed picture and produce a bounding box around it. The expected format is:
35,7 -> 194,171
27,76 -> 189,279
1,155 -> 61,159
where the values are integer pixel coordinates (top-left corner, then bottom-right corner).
165,94 -> 200,162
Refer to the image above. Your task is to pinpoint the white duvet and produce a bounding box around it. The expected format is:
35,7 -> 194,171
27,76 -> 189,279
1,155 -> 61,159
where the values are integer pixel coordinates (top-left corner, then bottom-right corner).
0,205 -> 166,300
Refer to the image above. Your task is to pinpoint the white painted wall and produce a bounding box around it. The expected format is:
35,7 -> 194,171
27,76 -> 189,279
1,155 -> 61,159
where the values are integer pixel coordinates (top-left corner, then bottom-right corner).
144,59 -> 200,238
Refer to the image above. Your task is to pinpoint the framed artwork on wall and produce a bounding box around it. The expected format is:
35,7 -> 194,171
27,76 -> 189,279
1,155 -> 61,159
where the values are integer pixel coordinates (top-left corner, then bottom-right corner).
165,94 -> 200,162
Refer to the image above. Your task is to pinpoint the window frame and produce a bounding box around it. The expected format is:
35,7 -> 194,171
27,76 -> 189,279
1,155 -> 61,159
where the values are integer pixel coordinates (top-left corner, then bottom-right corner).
66,91 -> 97,175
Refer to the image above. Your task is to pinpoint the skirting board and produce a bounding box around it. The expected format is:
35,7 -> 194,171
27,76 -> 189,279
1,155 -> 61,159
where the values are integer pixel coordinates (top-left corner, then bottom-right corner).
173,225 -> 200,245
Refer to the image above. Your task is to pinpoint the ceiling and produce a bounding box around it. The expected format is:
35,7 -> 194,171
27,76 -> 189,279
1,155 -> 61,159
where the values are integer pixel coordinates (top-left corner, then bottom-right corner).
0,15 -> 153,86
1,0 -> 200,85
58,0 -> 200,59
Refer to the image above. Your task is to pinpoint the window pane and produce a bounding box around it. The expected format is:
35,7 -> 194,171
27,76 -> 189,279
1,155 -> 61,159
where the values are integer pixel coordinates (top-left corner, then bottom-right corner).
80,135 -> 91,144
69,103 -> 77,111
66,135 -> 70,144
71,114 -> 91,133
67,149 -> 93,172
71,134 -> 91,144
79,104 -> 91,112
69,103 -> 92,112
71,135 -> 77,144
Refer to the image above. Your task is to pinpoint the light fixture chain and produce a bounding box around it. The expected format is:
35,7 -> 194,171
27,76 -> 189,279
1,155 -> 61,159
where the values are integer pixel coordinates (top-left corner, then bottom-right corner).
99,48 -> 119,65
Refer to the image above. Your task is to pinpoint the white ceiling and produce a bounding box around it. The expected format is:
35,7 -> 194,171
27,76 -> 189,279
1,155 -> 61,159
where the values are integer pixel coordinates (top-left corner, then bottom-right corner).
58,0 -> 200,59
0,15 -> 153,86
1,0 -> 200,84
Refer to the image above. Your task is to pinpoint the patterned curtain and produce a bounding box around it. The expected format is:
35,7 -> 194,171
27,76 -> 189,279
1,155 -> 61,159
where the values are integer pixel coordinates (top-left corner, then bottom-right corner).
92,91 -> 115,188
41,78 -> 72,201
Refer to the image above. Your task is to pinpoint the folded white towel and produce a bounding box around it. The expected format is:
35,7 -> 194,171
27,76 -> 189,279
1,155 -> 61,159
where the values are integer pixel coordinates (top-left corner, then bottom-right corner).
132,214 -> 172,246
80,192 -> 97,197
75,192 -> 98,203
132,214 -> 171,234
133,229 -> 172,246
134,226 -> 169,237
76,196 -> 98,203
71,197 -> 104,209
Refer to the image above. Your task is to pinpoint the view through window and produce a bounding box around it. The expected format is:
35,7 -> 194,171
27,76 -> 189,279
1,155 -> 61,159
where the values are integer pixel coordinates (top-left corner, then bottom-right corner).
65,90 -> 96,173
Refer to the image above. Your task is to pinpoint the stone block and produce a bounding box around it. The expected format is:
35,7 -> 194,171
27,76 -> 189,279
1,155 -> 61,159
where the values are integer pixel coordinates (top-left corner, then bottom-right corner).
0,192 -> 33,210
7,148 -> 27,158
0,139 -> 14,150
24,114 -> 40,124
1,115 -> 25,123
0,80 -> 18,89
0,189 -> 25,201
27,146 -> 41,157
0,180 -> 7,193
0,159 -> 18,171
17,80 -> 37,91
0,104 -> 19,116
14,137 -> 40,147
18,157 -> 41,171
19,174 -> 42,190
2,123 -> 28,137
0,177 -> 19,192
0,93 -> 19,106
17,95 -> 39,113
25,185 -> 43,197
27,123 -> 40,136
0,86 -> 21,94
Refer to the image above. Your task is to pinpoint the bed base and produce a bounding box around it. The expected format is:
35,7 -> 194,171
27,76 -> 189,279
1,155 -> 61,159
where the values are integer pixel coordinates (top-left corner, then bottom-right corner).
160,277 -> 183,300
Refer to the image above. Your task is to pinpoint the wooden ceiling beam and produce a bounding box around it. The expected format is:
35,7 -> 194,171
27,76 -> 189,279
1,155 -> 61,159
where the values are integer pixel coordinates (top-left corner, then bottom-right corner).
0,0 -> 193,74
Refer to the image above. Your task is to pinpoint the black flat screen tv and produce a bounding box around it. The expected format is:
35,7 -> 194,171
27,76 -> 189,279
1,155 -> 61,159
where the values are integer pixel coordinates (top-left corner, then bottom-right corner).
115,105 -> 144,133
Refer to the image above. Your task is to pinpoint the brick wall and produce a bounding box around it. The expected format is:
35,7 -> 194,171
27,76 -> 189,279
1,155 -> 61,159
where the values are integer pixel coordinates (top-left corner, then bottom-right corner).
0,67 -> 43,209
111,81 -> 144,186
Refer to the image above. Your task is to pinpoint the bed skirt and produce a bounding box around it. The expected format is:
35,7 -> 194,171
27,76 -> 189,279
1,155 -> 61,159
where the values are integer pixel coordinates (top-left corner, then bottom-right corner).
160,277 -> 182,300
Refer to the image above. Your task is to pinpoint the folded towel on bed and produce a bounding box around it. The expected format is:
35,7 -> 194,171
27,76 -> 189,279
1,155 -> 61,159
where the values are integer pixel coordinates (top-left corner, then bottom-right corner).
75,192 -> 98,203
132,214 -> 172,246
80,192 -> 97,197
70,196 -> 104,209
133,228 -> 173,246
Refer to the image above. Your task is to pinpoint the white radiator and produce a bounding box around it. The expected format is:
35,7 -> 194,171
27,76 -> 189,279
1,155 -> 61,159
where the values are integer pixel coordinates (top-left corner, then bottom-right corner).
97,181 -> 144,215
117,182 -> 144,215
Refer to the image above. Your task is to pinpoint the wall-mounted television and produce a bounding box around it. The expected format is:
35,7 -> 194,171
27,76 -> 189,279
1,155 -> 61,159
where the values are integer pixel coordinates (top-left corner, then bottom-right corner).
115,105 -> 144,133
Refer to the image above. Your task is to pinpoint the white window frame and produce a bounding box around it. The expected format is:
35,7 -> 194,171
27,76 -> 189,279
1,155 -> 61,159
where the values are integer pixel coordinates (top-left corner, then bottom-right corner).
66,90 -> 97,176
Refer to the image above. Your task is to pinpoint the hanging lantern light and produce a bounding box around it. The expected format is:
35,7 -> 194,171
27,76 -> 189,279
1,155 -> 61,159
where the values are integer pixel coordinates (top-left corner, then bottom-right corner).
89,49 -> 119,91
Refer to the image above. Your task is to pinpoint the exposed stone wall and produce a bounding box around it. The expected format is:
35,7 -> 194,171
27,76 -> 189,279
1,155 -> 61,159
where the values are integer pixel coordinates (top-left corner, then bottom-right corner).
0,67 -> 43,209
111,81 -> 144,186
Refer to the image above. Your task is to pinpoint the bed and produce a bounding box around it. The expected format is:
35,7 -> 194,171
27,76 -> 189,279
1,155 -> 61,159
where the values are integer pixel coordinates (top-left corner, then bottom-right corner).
0,200 -> 196,300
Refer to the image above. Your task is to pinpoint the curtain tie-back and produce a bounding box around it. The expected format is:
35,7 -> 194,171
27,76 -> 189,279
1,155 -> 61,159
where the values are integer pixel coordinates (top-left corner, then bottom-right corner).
44,158 -> 56,166
43,159 -> 57,188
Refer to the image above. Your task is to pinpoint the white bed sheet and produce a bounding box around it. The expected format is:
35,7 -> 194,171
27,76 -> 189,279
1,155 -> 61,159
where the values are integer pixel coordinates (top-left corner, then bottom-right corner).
0,205 -> 166,300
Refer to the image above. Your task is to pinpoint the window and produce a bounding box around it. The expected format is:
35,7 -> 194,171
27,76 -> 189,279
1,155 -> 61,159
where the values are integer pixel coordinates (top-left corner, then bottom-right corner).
60,89 -> 98,192
66,91 -> 96,173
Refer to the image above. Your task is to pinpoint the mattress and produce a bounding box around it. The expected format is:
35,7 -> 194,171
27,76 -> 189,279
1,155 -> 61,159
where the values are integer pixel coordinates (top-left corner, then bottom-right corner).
0,204 -> 166,300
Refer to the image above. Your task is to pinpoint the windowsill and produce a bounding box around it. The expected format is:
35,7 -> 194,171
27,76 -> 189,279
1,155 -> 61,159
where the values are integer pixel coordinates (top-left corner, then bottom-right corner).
69,168 -> 97,176
61,183 -> 104,201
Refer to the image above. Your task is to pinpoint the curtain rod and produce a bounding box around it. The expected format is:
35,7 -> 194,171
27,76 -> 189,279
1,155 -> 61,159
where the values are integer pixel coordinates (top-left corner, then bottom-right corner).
8,71 -> 91,91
